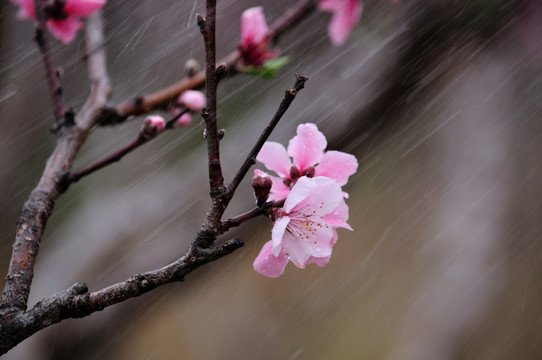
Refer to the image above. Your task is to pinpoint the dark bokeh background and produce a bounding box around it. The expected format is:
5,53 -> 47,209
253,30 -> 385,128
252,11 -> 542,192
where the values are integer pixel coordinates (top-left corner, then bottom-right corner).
1,0 -> 542,359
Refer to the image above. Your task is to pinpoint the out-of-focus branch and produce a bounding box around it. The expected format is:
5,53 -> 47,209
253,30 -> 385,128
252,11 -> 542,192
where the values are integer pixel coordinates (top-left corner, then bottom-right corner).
98,0 -> 316,125
33,0 -> 66,126
0,10 -> 110,316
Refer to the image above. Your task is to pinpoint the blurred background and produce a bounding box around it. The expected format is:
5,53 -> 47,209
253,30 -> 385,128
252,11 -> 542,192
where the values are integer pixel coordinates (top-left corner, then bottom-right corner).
1,0 -> 542,359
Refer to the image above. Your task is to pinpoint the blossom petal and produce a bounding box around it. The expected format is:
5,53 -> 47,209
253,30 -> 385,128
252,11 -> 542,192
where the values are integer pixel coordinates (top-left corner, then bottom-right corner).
268,174 -> 291,201
47,17 -> 82,44
283,176 -> 313,213
64,0 -> 106,17
179,90 -> 205,111
324,198 -> 353,231
287,123 -> 327,170
325,0 -> 363,46
241,7 -> 269,45
253,241 -> 289,278
306,255 -> 331,268
293,177 -> 343,217
271,216 -> 290,256
257,141 -> 291,178
12,0 -> 35,19
315,150 -> 358,186
283,221 -> 333,268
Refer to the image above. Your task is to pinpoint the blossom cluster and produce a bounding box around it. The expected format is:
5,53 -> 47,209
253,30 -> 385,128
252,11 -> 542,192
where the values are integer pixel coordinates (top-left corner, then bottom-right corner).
253,123 -> 358,277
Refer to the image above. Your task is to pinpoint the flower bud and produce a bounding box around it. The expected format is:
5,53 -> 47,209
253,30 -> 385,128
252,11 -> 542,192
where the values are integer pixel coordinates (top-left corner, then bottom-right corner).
178,90 -> 206,111
302,166 -> 316,178
289,165 -> 301,180
185,58 -> 200,78
252,169 -> 273,206
142,115 -> 165,138
176,113 -> 193,127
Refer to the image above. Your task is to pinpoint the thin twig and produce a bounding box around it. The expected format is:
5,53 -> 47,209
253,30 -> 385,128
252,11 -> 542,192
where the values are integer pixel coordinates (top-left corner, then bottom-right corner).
225,74 -> 308,200
103,0 -> 317,125
199,0 -> 225,198
67,109 -> 190,185
33,0 -> 66,125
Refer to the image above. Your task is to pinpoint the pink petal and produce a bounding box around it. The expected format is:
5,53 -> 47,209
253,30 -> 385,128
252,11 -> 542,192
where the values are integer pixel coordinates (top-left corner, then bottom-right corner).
316,150 -> 358,186
241,7 -> 268,46
254,169 -> 267,177
318,0 -> 343,11
257,141 -> 291,178
64,0 -> 106,17
306,255 -> 331,268
282,222 -> 333,268
47,17 -> 82,44
283,176 -> 313,213
293,177 -> 343,217
324,199 -> 353,231
326,0 -> 363,46
271,216 -> 290,256
12,0 -> 35,19
179,90 -> 205,111
287,123 -> 327,171
330,228 -> 339,246
268,174 -> 291,201
176,113 -> 193,127
253,241 -> 289,278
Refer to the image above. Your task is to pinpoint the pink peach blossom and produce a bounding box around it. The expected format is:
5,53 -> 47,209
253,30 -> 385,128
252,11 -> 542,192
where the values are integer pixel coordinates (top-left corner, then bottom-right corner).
318,0 -> 363,46
253,176 -> 345,277
178,90 -> 206,112
11,0 -> 106,44
239,7 -> 279,67
256,123 -> 358,201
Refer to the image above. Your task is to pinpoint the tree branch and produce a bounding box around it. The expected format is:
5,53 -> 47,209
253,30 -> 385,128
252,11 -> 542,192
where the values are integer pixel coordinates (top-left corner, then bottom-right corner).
0,11 -> 111,314
199,0 -> 225,200
33,0 -> 66,126
225,74 -> 308,200
66,109 -> 190,186
0,238 -> 244,354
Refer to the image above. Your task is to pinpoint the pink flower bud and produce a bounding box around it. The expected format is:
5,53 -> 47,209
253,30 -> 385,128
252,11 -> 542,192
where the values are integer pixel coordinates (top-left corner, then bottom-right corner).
252,169 -> 273,206
289,165 -> 301,180
176,113 -> 193,127
178,90 -> 206,111
302,166 -> 316,178
239,7 -> 279,67
143,115 -> 165,132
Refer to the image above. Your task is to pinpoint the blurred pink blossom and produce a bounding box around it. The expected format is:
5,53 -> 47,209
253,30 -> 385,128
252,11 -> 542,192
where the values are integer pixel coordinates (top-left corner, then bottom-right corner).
176,113 -> 193,127
11,0 -> 106,44
257,123 -> 358,201
143,115 -> 165,132
239,7 -> 279,67
318,0 -> 363,46
253,176 -> 345,277
178,90 -> 206,112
